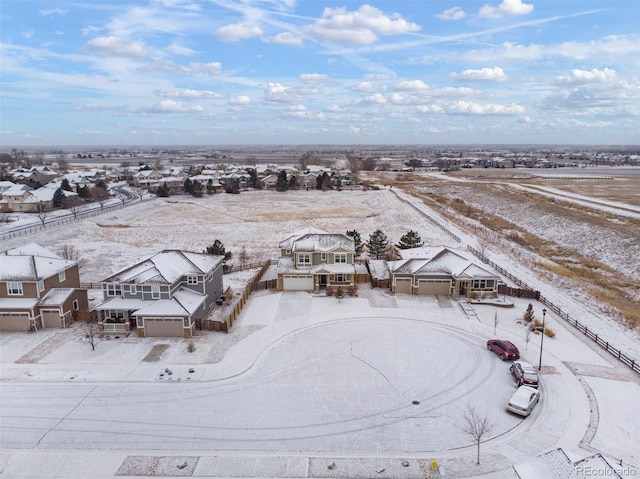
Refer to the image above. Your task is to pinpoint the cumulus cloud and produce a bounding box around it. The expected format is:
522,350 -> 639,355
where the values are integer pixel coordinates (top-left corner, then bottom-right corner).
353,81 -> 383,93
447,101 -> 525,115
147,100 -> 204,113
214,23 -> 262,42
555,68 -> 617,84
478,0 -> 534,19
264,32 -> 303,46
394,80 -> 429,91
305,5 -> 420,45
154,89 -> 224,99
354,93 -> 387,105
264,82 -> 300,103
452,67 -> 507,81
299,73 -> 329,82
228,96 -> 251,105
84,36 -> 149,58
436,7 -> 466,21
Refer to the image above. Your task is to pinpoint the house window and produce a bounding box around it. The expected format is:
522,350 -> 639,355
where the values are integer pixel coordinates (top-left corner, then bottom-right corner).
472,279 -> 494,289
106,284 -> 122,297
335,274 -> 346,282
320,253 -> 327,261
129,285 -> 137,295
297,253 -> 311,265
151,286 -> 161,299
58,270 -> 66,282
187,276 -> 198,285
7,282 -> 23,295
38,280 -> 45,292
183,318 -> 190,327
109,310 -> 125,320
73,300 -> 79,310
334,253 -> 347,263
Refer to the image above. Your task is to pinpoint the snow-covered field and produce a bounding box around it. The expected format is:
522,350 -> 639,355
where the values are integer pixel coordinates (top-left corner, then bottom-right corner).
1,181 -> 639,478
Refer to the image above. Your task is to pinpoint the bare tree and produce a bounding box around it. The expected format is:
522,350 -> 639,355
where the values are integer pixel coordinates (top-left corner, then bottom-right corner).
57,156 -> 69,173
116,191 -> 128,205
59,244 -> 79,262
90,186 -> 110,210
133,186 -> 146,200
460,406 -> 493,465
62,195 -> 85,219
76,317 -> 102,351
35,202 -> 51,227
239,245 -> 249,269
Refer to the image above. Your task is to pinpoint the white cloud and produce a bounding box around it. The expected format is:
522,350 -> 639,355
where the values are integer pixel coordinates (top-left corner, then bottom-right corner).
436,7 -> 466,21
214,23 -> 263,42
299,73 -> 329,82
448,101 -> 525,115
555,68 -> 617,84
84,36 -> 149,58
352,81 -> 383,93
478,0 -> 534,19
355,93 -> 387,105
154,89 -> 224,99
264,32 -> 303,47
228,96 -> 251,105
147,100 -> 204,113
305,5 -> 420,45
452,67 -> 507,81
325,105 -> 347,112
394,80 -> 429,91
140,61 -> 222,75
264,82 -> 299,103
39,8 -> 68,16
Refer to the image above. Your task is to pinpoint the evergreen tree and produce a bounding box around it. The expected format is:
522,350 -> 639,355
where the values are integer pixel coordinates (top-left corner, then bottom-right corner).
276,170 -> 288,192
60,178 -> 72,191
346,230 -> 364,256
52,187 -> 66,208
397,230 -> 424,249
205,239 -> 233,269
156,182 -> 170,197
183,177 -> 193,194
321,172 -> 333,191
77,185 -> 90,200
206,179 -> 216,195
367,229 -> 389,259
288,175 -> 299,190
190,180 -> 204,198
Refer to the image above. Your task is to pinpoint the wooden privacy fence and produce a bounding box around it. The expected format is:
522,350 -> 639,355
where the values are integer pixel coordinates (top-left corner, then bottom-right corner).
468,246 -> 640,375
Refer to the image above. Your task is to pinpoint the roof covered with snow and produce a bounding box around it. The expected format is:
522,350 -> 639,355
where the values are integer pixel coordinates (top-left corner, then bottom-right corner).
388,246 -> 498,279
101,250 -> 224,285
1,244 -> 76,281
279,228 -> 355,253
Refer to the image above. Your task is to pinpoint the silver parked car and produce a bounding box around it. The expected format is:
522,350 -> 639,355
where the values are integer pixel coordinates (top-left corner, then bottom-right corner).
507,385 -> 540,417
509,360 -> 539,388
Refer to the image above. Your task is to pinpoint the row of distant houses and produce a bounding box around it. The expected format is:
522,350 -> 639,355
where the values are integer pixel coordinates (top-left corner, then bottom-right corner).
0,229 -> 500,337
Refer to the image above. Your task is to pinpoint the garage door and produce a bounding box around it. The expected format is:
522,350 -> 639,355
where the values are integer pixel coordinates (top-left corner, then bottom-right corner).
417,280 -> 451,296
394,278 -> 412,294
41,309 -> 62,328
283,275 -> 314,291
144,318 -> 184,337
0,313 -> 30,332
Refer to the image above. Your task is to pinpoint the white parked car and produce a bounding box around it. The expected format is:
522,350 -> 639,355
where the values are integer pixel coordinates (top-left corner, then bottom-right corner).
507,385 -> 540,417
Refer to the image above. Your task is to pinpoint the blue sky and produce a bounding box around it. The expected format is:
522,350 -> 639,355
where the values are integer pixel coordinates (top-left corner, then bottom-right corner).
1,0 -> 639,147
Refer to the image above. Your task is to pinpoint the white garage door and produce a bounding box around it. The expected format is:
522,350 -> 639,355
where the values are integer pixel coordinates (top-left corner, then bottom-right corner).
41,309 -> 62,328
394,278 -> 412,294
283,275 -> 314,291
0,313 -> 30,332
417,280 -> 451,296
144,318 -> 184,337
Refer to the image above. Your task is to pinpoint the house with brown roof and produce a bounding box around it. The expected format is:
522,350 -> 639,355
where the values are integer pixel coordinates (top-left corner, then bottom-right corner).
0,243 -> 88,331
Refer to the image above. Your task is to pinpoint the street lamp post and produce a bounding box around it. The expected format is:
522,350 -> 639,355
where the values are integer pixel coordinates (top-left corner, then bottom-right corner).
538,308 -> 547,371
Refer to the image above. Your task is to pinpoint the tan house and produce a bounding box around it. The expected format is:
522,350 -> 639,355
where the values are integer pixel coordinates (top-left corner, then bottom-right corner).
0,244 -> 89,331
386,246 -> 500,298
277,228 -> 356,292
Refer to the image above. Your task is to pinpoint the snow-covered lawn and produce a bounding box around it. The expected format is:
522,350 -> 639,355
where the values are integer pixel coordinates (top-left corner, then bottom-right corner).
1,185 -> 639,478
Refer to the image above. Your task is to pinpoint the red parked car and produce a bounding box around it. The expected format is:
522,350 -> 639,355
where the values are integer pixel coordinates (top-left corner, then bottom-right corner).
487,339 -> 520,361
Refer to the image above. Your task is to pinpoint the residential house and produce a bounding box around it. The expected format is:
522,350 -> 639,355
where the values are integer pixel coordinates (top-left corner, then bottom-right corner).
95,250 -> 225,337
133,169 -> 164,188
385,246 -> 500,298
0,243 -> 88,331
277,228 -> 356,292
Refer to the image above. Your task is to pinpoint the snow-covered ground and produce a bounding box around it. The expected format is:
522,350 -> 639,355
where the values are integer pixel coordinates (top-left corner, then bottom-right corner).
1,185 -> 639,478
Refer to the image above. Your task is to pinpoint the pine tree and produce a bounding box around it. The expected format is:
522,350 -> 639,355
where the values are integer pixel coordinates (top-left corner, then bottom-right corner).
397,230 -> 424,249
52,187 -> 66,208
190,180 -> 204,198
61,178 -> 72,191
367,229 -> 389,259
346,230 -> 364,256
183,178 -> 193,194
205,240 -> 233,269
276,170 -> 288,192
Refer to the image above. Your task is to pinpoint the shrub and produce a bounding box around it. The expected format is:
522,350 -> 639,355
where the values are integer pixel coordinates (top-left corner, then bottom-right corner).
187,341 -> 196,353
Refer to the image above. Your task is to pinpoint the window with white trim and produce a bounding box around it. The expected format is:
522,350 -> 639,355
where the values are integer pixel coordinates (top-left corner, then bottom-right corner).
58,270 -> 66,282
73,300 -> 79,310
187,276 -> 198,285
334,253 -> 347,263
129,285 -> 137,295
297,253 -> 311,265
320,253 -> 327,261
38,280 -> 45,292
7,282 -> 23,295
151,286 -> 161,299
334,274 -> 346,282
106,284 -> 122,297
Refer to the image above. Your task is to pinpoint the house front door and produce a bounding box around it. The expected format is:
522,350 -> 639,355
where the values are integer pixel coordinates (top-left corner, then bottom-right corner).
319,275 -> 328,288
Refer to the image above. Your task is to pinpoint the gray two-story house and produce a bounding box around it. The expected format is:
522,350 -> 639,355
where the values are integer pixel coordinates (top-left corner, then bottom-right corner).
277,228 -> 356,292
95,250 -> 224,337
